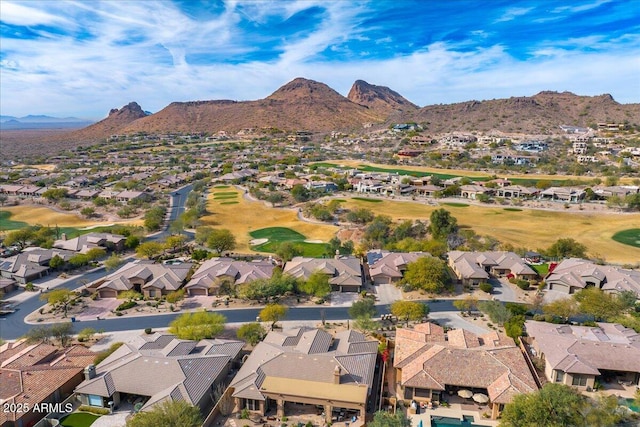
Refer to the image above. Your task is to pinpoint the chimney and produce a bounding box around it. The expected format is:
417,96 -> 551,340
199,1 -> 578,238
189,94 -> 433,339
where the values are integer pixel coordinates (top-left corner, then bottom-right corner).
335,249 -> 340,260
61,233 -> 67,241
84,364 -> 96,380
334,365 -> 341,384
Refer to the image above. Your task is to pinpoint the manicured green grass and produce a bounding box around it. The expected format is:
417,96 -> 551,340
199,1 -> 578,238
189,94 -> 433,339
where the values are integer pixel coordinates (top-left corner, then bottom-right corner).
442,202 -> 469,207
213,194 -> 238,199
253,240 -> 329,257
530,263 -> 550,277
612,229 -> 640,248
0,211 -> 29,231
249,227 -> 328,257
503,208 -> 523,212
213,191 -> 238,196
219,201 -> 239,205
213,185 -> 230,188
351,197 -> 383,203
60,413 -> 99,427
332,199 -> 347,202
356,164 -> 488,182
249,227 -> 306,241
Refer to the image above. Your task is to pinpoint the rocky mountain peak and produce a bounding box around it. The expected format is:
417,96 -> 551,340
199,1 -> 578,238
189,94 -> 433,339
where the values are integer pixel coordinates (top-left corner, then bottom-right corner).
347,80 -> 418,115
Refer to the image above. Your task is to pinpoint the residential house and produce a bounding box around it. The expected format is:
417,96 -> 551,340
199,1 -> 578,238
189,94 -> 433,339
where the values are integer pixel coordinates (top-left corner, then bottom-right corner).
539,187 -> 586,203
88,260 -> 192,299
459,184 -> 492,200
230,328 -> 378,422
53,232 -> 126,253
366,250 -> 432,285
394,323 -> 538,419
495,185 -> 539,199
544,258 -> 640,297
185,258 -> 274,296
525,321 -> 640,392
75,333 -> 243,416
0,340 -> 95,427
0,248 -> 76,284
283,256 -> 364,292
448,251 -> 537,286
115,191 -> 151,203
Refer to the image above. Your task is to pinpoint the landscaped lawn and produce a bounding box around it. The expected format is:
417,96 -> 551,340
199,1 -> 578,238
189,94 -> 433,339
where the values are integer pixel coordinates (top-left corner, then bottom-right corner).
612,229 -> 640,249
249,227 -> 329,257
351,197 -> 382,203
249,227 -> 306,241
530,263 -> 550,277
59,412 -> 100,427
442,202 -> 469,207
0,210 -> 29,231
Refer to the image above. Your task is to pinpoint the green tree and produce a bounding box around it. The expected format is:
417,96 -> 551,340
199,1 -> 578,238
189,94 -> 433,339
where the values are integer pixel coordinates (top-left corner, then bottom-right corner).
259,304 -> 288,330
348,298 -> 377,319
144,206 -> 166,231
48,254 -> 65,270
345,208 -> 374,224
478,300 -> 511,326
368,411 -> 411,427
40,289 -> 75,317
354,315 -> 378,333
51,323 -> 74,347
166,289 -> 186,304
429,208 -> 458,239
85,247 -> 106,261
24,326 -> 53,344
118,290 -> 142,301
402,257 -> 449,293
80,207 -> 95,218
298,271 -> 331,298
542,298 -> 579,322
574,287 -> 623,321
545,238 -> 587,259
104,253 -> 124,271
168,311 -> 226,340
504,315 -> 525,342
236,322 -> 266,346
78,327 -> 97,342
275,241 -> 302,262
3,228 -> 35,250
126,400 -> 202,427
195,226 -> 214,245
453,295 -> 478,315
136,241 -> 164,259
42,188 -> 68,201
207,229 -> 236,254
500,383 -> 585,427
390,300 -> 428,326
165,234 -> 187,252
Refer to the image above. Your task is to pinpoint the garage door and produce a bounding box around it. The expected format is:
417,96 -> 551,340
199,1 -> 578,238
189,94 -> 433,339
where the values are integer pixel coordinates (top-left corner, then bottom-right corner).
189,288 -> 208,296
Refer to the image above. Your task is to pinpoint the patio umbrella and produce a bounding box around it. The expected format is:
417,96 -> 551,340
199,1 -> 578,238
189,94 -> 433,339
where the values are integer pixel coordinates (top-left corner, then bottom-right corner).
457,389 -> 473,399
472,393 -> 489,404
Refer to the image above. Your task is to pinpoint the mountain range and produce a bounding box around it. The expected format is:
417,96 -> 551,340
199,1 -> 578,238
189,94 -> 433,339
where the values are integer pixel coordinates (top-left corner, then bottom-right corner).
3,78 -> 639,156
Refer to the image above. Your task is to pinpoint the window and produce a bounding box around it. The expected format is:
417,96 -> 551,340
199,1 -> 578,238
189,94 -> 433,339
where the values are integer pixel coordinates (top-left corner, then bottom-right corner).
245,399 -> 259,411
88,395 -> 103,407
149,290 -> 156,298
555,371 -> 564,383
572,375 -> 587,386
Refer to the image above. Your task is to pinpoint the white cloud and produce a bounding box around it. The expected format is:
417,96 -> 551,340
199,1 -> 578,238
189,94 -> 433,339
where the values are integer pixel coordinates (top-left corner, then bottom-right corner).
493,7 -> 534,23
0,1 -> 71,26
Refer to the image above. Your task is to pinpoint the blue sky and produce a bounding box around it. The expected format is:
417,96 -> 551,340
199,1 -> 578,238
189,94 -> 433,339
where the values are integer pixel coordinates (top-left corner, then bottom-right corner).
1,0 -> 638,119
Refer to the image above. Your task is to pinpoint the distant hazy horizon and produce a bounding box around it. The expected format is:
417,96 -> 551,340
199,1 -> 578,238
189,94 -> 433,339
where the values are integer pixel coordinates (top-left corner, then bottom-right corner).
1,0 -> 638,119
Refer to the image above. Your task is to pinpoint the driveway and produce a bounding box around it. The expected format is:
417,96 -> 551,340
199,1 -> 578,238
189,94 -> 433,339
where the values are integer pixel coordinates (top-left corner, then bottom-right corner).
428,311 -> 490,335
373,283 -> 403,304
488,278 -> 518,302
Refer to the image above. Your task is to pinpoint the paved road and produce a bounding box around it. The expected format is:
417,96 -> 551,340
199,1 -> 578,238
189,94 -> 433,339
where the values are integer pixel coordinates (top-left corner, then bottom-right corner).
148,183 -> 195,241
0,296 -> 456,340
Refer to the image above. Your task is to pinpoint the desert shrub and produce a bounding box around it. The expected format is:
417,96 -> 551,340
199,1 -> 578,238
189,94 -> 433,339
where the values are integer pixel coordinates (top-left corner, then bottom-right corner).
479,282 -> 492,293
116,300 -> 136,311
78,405 -> 110,415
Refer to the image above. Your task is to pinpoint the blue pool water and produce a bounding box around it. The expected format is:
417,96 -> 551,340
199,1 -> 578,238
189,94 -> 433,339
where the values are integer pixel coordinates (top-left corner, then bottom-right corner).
430,415 -> 483,427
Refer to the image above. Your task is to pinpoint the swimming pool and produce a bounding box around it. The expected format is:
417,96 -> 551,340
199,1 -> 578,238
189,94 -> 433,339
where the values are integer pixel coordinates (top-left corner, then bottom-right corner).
430,415 -> 483,427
